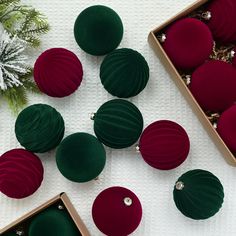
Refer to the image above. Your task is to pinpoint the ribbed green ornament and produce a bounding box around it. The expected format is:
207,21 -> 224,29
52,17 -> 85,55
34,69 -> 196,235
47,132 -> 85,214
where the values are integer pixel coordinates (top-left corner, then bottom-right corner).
28,207 -> 80,236
100,48 -> 149,98
92,99 -> 143,149
56,133 -> 106,183
173,169 -> 224,220
74,5 -> 123,56
15,104 -> 65,153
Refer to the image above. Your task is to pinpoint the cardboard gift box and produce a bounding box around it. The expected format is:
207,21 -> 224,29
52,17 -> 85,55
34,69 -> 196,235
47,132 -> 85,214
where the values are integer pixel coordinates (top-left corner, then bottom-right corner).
148,0 -> 236,166
0,193 -> 90,236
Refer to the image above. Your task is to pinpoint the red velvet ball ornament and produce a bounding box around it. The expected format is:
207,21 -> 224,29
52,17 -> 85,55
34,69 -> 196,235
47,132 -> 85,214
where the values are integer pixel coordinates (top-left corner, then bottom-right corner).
139,120 -> 190,170
190,60 -> 236,112
163,18 -> 213,70
0,149 -> 44,199
34,48 -> 83,98
207,0 -> 236,43
217,104 -> 236,153
92,186 -> 142,236
231,46 -> 236,67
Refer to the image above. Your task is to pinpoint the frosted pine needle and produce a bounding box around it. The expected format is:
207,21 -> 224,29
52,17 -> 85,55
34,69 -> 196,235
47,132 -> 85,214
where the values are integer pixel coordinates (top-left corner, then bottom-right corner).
0,30 -> 29,90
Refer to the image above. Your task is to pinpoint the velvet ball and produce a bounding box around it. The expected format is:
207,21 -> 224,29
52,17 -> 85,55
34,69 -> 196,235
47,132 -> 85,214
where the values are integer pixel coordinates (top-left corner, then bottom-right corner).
93,99 -> 143,149
173,169 -> 224,220
207,0 -> 236,43
0,149 -> 44,199
163,18 -> 213,70
217,104 -> 236,153
56,133 -> 106,182
15,104 -> 65,153
92,186 -> 142,236
231,46 -> 236,67
29,208 -> 79,236
139,120 -> 190,170
74,5 -> 123,56
190,60 -> 236,112
100,48 -> 149,98
34,48 -> 83,97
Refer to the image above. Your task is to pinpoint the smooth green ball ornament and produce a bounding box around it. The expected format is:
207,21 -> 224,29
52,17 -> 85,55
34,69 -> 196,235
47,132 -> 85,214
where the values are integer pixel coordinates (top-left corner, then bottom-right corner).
56,133 -> 106,182
74,5 -> 123,56
100,48 -> 150,98
173,169 -> 224,220
15,104 -> 65,153
28,208 -> 79,236
92,99 -> 144,149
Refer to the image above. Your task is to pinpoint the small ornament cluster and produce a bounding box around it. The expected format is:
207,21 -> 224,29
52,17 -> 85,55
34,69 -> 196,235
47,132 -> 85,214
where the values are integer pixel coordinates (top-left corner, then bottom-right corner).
158,0 -> 236,159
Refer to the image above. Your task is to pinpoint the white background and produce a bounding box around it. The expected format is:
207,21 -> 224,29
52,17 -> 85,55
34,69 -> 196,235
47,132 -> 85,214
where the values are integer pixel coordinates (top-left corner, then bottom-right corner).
1,0 -> 236,235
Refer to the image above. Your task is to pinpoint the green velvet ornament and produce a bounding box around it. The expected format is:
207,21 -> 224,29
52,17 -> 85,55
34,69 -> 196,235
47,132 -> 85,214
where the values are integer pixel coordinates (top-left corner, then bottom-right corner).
2,232 -> 16,236
74,5 -> 123,56
28,207 -> 80,236
92,99 -> 143,149
100,48 -> 149,98
15,104 -> 65,153
56,133 -> 106,182
173,169 -> 224,220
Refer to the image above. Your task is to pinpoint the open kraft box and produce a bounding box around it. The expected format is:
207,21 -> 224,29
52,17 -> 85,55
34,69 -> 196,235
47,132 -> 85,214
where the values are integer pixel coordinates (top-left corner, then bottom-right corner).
0,192 -> 90,236
148,0 -> 236,167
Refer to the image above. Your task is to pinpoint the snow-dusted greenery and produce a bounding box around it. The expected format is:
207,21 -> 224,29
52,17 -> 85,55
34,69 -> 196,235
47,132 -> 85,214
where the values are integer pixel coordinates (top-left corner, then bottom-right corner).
0,0 -> 49,113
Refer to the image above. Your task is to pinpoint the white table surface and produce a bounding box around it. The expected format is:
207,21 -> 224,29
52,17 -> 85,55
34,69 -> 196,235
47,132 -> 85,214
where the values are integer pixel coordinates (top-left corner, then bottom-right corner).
1,0 -> 236,235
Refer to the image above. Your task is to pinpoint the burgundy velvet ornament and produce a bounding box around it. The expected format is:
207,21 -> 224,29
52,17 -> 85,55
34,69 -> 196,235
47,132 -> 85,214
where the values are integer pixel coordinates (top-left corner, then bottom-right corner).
0,149 -> 44,199
34,48 -> 83,98
190,60 -> 236,112
217,104 -> 236,153
139,120 -> 190,170
207,0 -> 236,43
231,46 -> 236,67
92,186 -> 142,236
163,18 -> 213,70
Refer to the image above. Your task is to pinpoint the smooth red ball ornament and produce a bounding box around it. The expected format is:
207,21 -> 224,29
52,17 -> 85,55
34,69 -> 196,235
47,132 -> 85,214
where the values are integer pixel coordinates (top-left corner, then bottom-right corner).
139,120 -> 190,170
190,60 -> 236,112
163,18 -> 213,70
34,48 -> 83,98
0,149 -> 44,199
217,104 -> 236,153
92,186 -> 142,236
207,0 -> 236,43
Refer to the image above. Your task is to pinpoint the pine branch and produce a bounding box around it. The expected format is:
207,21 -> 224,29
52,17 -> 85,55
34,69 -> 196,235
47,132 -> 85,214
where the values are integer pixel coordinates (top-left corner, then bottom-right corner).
20,69 -> 41,94
1,85 -> 28,114
0,1 -> 49,47
0,0 -> 20,5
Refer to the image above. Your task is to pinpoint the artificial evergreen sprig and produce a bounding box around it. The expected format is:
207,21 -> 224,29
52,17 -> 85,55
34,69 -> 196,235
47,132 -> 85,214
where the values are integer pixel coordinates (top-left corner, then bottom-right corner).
0,0 -> 49,114
0,0 -> 50,47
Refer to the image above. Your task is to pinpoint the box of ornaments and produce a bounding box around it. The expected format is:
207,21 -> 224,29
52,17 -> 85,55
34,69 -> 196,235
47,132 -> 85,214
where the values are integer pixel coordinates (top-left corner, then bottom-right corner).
149,0 -> 236,166
0,193 -> 90,236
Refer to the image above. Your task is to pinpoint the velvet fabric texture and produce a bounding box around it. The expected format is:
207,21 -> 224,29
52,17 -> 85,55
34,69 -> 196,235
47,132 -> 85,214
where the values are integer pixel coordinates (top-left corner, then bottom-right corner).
100,48 -> 149,98
15,104 -> 65,153
92,186 -> 142,236
139,120 -> 190,170
207,0 -> 236,43
173,169 -> 224,220
34,48 -> 83,97
74,5 -> 123,56
28,207 -> 80,236
163,18 -> 213,70
0,149 -> 44,199
217,104 -> 236,153
93,99 -> 143,149
190,60 -> 236,112
56,133 -> 106,182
